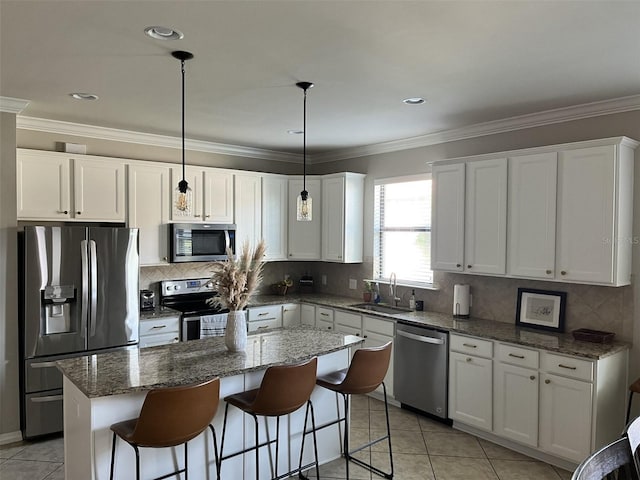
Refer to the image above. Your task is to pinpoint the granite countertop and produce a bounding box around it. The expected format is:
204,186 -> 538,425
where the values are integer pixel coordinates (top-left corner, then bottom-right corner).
57,328 -> 363,398
140,305 -> 181,320
250,294 -> 629,360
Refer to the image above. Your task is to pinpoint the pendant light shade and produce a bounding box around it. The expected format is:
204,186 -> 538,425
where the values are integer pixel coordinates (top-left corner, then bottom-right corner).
296,81 -> 314,222
172,50 -> 194,215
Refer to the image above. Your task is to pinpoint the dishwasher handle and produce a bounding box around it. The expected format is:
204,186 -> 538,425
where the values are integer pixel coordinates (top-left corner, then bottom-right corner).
397,329 -> 445,345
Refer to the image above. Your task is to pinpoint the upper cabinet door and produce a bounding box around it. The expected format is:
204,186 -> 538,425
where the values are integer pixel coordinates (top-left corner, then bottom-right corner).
170,166 -> 204,222
322,176 -> 345,262
73,157 -> 125,222
288,177 -> 321,260
17,149 -> 71,220
234,172 -> 262,249
127,162 -> 171,265
464,158 -> 507,275
262,175 -> 288,261
431,163 -> 465,271
508,153 -> 557,279
556,146 -> 616,284
203,168 -> 234,223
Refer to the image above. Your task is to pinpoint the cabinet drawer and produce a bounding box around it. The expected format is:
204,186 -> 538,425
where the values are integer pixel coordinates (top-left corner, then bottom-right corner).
139,316 -> 180,336
316,307 -> 334,323
247,318 -> 281,332
248,305 -> 282,322
541,352 -> 593,382
496,343 -> 539,369
363,316 -> 394,336
316,319 -> 334,331
450,334 -> 493,358
334,324 -> 361,337
139,332 -> 180,348
335,310 -> 362,329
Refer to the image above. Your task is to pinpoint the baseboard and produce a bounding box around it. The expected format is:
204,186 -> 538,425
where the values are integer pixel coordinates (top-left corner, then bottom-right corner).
0,430 -> 23,445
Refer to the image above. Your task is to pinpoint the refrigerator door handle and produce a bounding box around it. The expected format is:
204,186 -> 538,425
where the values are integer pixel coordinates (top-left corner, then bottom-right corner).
89,240 -> 98,336
31,395 -> 64,403
81,239 -> 89,335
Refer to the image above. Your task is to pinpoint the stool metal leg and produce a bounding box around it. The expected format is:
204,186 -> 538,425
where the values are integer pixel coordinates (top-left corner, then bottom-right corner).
628,390 -> 635,424
343,393 -> 350,479
109,432 -> 117,480
253,414 -> 260,480
218,402 -> 231,478
133,444 -> 141,480
184,442 -> 188,480
208,424 -> 220,480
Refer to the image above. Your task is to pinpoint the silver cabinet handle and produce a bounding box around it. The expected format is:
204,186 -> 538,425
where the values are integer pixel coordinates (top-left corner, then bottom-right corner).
463,343 -> 477,348
397,330 -> 444,345
151,325 -> 166,329
258,312 -> 268,317
508,353 -> 525,359
558,364 -> 577,370
320,312 -> 329,317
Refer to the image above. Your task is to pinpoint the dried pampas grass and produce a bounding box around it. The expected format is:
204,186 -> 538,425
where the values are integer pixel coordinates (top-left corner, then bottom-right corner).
208,240 -> 266,311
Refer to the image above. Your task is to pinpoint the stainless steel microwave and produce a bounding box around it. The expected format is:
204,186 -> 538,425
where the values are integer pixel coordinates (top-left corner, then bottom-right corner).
169,223 -> 236,263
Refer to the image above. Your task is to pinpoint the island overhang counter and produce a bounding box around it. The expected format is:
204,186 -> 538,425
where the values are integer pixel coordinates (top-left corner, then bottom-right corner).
57,327 -> 363,480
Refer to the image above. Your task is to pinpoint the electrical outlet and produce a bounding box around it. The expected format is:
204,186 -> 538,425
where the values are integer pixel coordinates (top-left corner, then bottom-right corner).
349,279 -> 357,290
322,275 -> 327,286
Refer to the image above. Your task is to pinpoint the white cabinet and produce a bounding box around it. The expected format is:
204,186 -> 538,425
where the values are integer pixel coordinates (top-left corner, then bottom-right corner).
431,163 -> 465,271
247,305 -> 282,333
300,303 -> 316,326
507,152 -> 557,279
17,149 -> 71,220
449,336 -> 493,431
170,166 -> 234,223
288,177 -> 322,260
315,307 -> 334,331
139,315 -> 180,348
234,172 -> 262,249
321,173 -> 365,263
556,144 -> 633,285
262,175 -> 288,261
127,162 -> 171,265
334,310 -> 362,337
493,344 -> 540,447
464,158 -> 507,275
17,149 -> 125,222
362,315 -> 395,397
282,303 -> 300,327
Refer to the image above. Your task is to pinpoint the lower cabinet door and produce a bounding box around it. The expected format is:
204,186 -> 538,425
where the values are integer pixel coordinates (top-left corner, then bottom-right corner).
494,363 -> 539,447
449,351 -> 492,431
539,373 -> 593,462
363,331 -> 394,397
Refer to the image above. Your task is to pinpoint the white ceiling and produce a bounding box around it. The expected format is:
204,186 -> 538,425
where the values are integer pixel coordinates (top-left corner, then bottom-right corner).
2,0 -> 640,157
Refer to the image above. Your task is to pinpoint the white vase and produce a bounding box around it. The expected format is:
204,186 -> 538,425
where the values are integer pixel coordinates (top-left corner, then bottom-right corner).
225,310 -> 247,352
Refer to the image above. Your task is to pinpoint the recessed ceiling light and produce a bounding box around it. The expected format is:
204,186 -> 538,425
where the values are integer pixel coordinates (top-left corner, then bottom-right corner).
403,97 -> 426,105
287,129 -> 304,135
144,26 -> 184,41
70,93 -> 99,101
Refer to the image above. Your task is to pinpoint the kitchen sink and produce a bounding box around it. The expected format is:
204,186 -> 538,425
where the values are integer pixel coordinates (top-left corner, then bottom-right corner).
349,303 -> 413,315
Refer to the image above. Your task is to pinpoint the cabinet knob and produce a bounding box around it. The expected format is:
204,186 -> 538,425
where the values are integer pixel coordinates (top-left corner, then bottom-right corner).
289,253 -> 293,257
545,379 -> 551,384
363,335 -> 368,338
456,263 -> 461,268
467,265 -> 472,269
163,256 -> 168,262
76,211 -> 81,215
560,271 -> 567,276
58,210 -> 68,215
205,215 -> 211,218
546,269 -> 552,275
530,375 -> 536,381
194,214 -> 201,218
466,357 -> 472,362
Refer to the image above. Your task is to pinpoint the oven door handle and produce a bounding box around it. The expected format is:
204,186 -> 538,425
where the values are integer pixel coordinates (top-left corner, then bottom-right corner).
397,329 -> 444,345
224,230 -> 231,251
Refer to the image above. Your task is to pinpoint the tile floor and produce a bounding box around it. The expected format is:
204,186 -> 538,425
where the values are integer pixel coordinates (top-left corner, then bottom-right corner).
0,397 -> 574,480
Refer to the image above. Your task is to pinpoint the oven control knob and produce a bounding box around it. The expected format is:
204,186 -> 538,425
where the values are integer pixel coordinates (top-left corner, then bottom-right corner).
173,285 -> 180,291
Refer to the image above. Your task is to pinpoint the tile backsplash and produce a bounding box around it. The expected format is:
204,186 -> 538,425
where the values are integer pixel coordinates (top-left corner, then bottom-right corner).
141,262 -> 633,342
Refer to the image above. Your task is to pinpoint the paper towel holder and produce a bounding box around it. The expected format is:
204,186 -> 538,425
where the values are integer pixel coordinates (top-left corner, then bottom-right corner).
453,284 -> 471,319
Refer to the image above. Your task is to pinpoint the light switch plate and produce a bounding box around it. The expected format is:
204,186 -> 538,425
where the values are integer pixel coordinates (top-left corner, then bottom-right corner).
322,275 -> 327,285
349,279 -> 357,290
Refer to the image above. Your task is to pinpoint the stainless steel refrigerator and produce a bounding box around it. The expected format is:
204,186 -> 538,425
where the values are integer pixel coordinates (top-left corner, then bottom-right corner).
20,226 -> 139,439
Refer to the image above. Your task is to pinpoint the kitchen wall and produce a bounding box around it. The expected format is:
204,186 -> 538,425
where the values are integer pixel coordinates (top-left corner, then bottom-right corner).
2,109 -> 640,438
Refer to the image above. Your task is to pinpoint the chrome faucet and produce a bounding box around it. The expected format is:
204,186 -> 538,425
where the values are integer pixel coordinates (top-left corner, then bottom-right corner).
389,272 -> 400,306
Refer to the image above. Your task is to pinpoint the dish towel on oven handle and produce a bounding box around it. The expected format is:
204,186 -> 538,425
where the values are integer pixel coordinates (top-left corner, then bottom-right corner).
200,313 -> 228,338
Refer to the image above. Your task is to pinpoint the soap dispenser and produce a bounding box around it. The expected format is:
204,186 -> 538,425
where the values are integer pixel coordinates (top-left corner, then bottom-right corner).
409,289 -> 416,310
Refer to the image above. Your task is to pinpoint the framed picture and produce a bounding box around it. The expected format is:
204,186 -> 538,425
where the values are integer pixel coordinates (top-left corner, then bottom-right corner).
516,288 -> 567,332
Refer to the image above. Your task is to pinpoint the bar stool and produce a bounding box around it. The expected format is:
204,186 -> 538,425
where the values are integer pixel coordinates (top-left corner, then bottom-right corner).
218,357 -> 319,480
109,377 -> 220,480
315,342 -> 393,479
627,377 -> 640,424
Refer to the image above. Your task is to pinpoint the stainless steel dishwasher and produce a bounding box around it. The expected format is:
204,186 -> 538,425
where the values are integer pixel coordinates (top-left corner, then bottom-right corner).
394,322 -> 449,419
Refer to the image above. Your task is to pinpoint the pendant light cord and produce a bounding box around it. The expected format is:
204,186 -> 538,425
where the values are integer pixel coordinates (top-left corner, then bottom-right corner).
181,58 -> 186,184
303,87 -> 307,193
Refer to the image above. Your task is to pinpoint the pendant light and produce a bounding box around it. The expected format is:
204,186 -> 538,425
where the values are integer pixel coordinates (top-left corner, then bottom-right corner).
172,50 -> 194,215
296,81 -> 314,221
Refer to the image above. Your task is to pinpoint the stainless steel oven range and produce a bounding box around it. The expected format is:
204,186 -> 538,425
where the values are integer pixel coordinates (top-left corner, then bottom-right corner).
160,278 -> 228,341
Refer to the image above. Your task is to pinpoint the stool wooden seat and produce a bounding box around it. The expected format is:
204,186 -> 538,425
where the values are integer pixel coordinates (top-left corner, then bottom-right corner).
627,378 -> 640,424
109,377 -> 221,480
316,342 -> 393,479
218,357 -> 319,480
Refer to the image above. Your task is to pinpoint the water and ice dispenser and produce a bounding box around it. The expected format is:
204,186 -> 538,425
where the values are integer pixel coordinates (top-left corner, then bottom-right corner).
42,285 -> 76,334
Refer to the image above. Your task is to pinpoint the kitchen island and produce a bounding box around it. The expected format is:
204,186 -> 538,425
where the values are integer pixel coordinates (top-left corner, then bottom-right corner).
57,328 -> 363,480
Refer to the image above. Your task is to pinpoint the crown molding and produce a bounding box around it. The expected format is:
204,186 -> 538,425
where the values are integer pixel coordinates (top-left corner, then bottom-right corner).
0,96 -> 30,114
311,94 -> 640,163
16,116 -> 300,163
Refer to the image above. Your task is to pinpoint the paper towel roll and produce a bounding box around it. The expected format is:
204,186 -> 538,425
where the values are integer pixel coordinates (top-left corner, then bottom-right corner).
453,284 -> 471,318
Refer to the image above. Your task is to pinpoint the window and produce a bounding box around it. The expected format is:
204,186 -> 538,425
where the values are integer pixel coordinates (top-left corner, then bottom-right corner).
374,176 -> 432,285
